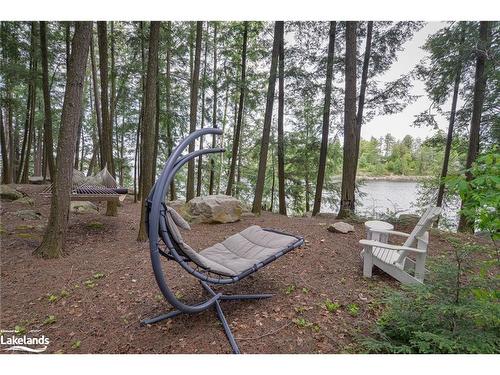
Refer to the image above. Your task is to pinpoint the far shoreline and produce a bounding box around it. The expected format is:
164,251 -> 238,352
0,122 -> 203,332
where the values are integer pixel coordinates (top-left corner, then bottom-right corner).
331,175 -> 433,183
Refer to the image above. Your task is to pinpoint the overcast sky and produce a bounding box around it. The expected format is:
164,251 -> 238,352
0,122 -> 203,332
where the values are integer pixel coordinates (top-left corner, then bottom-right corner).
361,22 -> 448,141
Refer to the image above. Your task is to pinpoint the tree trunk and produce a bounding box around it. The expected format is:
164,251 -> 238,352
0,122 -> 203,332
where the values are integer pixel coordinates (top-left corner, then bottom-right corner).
65,22 -> 71,71
40,21 -> 56,181
16,22 -> 36,184
119,118 -> 124,185
21,24 -> 37,183
277,22 -> 287,216
152,67 -> 160,184
252,21 -> 283,214
34,113 -> 42,177
270,141 -> 276,212
236,132 -> 243,197
97,22 -> 118,216
34,22 -> 92,258
137,21 -> 146,201
7,95 -> 14,183
18,23 -> 34,184
196,23 -> 210,196
312,21 -> 337,216
0,108 -> 9,184
217,75 -> 229,194
226,22 -> 248,196
353,21 -> 373,177
186,21 -> 203,202
337,21 -> 358,219
436,29 -> 465,209
90,32 -> 104,170
209,22 -> 218,196
74,75 -> 87,170
137,21 -> 160,241
165,22 -> 176,201
458,21 -> 490,233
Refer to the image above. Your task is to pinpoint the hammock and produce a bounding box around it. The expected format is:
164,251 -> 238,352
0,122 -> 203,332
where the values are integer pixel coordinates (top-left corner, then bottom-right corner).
40,166 -> 127,202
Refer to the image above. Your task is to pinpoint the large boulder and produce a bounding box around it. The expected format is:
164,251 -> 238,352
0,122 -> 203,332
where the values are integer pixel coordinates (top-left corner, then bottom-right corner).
166,199 -> 186,214
327,222 -> 355,234
0,185 -> 23,201
15,209 -> 42,220
70,201 -> 98,214
185,195 -> 242,224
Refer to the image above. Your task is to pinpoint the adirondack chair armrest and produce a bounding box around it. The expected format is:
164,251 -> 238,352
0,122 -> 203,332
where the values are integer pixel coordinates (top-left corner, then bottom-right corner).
368,229 -> 410,238
359,239 -> 427,254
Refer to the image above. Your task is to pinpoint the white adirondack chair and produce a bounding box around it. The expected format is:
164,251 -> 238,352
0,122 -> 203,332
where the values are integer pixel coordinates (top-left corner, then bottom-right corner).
360,206 -> 442,285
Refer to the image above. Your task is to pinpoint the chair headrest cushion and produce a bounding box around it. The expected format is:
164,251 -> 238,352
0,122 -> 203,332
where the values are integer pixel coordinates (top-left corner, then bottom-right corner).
166,206 -> 191,230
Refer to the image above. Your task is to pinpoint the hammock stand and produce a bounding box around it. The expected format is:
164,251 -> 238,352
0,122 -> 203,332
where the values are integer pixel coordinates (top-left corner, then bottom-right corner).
142,128 -> 304,353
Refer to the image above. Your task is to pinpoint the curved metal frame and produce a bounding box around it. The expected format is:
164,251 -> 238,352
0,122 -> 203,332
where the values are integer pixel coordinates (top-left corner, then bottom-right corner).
141,128 -> 304,353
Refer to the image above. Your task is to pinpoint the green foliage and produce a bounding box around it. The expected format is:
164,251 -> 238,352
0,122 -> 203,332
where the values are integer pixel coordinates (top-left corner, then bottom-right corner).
292,317 -> 319,332
347,303 -> 360,316
93,272 -> 105,280
47,294 -> 59,303
43,315 -> 57,325
446,148 -> 500,240
71,340 -> 81,349
323,299 -> 340,313
84,280 -> 96,288
361,239 -> 500,353
86,221 -> 104,230
284,284 -> 296,295
14,325 -> 27,335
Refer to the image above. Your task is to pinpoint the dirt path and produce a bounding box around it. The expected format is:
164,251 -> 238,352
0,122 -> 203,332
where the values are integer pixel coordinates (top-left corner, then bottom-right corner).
1,184 -> 458,354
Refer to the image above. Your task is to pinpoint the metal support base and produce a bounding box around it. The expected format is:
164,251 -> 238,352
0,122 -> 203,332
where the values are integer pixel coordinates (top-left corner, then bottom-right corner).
140,282 -> 273,354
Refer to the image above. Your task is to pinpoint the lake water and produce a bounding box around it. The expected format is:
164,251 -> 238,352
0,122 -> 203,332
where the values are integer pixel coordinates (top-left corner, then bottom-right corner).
356,180 -> 421,217
323,180 -> 459,229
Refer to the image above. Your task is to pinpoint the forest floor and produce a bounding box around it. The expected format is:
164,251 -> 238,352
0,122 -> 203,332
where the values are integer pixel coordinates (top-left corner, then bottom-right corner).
0,184 -> 483,354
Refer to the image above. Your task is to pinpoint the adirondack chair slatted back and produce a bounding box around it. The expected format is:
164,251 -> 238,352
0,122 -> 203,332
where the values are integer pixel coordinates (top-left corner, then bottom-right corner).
395,206 -> 441,264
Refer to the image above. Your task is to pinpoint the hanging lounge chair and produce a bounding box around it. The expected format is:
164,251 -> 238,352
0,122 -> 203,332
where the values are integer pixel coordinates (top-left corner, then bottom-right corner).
142,128 -> 304,354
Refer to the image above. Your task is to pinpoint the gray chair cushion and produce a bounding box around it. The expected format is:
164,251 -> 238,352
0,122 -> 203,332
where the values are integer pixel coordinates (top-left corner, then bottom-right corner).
165,206 -> 191,230
198,226 -> 298,276
164,209 -> 298,277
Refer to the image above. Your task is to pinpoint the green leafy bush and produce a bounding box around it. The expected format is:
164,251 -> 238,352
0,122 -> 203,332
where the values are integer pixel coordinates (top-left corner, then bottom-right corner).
446,147 -> 500,241
361,238 -> 500,353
